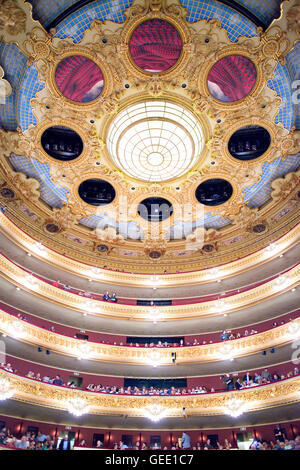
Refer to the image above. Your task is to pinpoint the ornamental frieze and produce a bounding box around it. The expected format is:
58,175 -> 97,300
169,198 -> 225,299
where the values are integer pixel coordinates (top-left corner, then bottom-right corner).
0,307 -> 299,363
0,207 -> 299,283
1,369 -> 299,417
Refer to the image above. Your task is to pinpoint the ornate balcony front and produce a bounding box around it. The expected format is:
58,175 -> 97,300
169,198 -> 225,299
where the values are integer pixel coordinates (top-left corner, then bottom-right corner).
0,369 -> 299,420
0,309 -> 299,365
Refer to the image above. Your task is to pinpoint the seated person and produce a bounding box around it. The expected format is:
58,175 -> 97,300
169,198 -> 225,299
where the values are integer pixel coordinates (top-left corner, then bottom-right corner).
102,291 -> 110,301
235,378 -> 243,389
53,374 -> 63,386
110,292 -> 118,302
220,331 -> 229,341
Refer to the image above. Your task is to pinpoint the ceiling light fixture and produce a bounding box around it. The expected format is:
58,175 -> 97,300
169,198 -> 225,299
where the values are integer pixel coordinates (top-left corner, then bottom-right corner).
8,320 -> 26,339
224,397 -> 247,417
89,267 -> 102,277
67,396 -> 90,417
219,342 -> 234,360
287,321 -> 300,339
107,101 -> 204,183
143,404 -> 168,422
24,274 -> 38,290
32,242 -> 46,255
84,300 -> 97,312
147,307 -> 164,323
216,299 -> 226,311
275,275 -> 288,289
0,377 -> 15,401
148,349 -> 162,368
77,341 -> 92,359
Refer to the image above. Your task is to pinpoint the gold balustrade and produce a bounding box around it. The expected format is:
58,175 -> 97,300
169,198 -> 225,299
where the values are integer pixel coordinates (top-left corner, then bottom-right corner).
0,254 -> 299,321
0,369 -> 299,418
0,309 -> 299,364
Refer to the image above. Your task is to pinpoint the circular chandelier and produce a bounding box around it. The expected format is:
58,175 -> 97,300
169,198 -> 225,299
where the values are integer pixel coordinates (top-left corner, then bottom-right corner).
106,101 -> 204,182
143,403 -> 168,422
67,396 -> 90,417
0,377 -> 15,401
224,397 -> 248,417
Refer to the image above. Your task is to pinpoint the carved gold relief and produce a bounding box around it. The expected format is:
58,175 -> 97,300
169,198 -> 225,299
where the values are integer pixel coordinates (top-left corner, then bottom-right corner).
0,0 -> 299,273
0,253 -> 299,320
0,369 -> 299,417
0,308 -> 299,364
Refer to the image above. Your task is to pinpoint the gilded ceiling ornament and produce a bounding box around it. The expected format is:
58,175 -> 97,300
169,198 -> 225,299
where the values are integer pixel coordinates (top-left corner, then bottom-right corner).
0,0 -> 26,36
231,206 -> 261,230
143,237 -> 168,258
203,228 -> 223,245
185,228 -> 205,251
11,172 -> 40,202
0,129 -> 32,158
279,129 -> 300,158
48,205 -> 81,233
94,227 -> 125,245
258,0 -> 300,65
285,0 -> 300,37
271,168 -> 300,203
0,66 -> 12,99
0,0 -> 299,270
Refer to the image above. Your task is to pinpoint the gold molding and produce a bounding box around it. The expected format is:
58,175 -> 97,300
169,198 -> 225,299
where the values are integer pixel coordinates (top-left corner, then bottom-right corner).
0,209 -> 299,286
0,253 -> 299,321
0,0 -> 299,272
1,369 -> 299,418
0,307 -> 299,363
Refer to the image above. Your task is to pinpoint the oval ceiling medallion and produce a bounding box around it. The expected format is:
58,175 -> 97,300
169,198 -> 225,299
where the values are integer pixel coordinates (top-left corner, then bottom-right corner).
207,55 -> 257,102
0,188 -> 15,199
138,197 -> 173,222
97,244 -> 109,253
253,223 -> 267,233
202,243 -> 215,253
228,125 -> 271,161
55,56 -> 104,103
45,223 -> 60,233
78,179 -> 116,206
107,101 -> 204,182
41,126 -> 83,161
149,250 -> 162,259
129,19 -> 182,73
195,179 -> 233,206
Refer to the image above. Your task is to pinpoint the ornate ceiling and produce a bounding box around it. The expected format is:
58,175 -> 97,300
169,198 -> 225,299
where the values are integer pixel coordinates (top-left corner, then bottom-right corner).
0,0 -> 299,275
